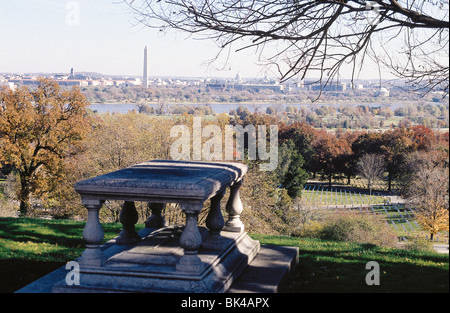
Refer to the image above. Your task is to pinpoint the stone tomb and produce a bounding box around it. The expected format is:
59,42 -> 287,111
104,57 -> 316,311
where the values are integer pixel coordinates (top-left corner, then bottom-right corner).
52,160 -> 261,293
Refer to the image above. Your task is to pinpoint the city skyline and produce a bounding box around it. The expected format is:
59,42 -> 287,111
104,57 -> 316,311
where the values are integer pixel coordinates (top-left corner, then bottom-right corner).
1,0 -> 398,81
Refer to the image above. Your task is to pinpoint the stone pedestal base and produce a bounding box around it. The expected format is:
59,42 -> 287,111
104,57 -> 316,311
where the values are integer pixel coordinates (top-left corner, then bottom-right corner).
52,226 -> 260,293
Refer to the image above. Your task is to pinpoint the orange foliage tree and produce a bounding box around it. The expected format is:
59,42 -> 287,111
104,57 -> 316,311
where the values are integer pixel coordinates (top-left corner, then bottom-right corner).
312,130 -> 352,188
0,78 -> 90,216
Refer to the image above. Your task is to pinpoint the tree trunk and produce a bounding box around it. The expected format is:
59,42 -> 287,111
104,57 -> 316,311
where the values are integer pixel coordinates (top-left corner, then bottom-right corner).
388,172 -> 392,193
19,200 -> 30,217
19,176 -> 32,217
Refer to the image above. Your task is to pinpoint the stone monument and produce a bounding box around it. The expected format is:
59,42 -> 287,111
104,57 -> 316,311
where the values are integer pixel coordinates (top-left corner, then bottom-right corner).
52,160 -> 261,293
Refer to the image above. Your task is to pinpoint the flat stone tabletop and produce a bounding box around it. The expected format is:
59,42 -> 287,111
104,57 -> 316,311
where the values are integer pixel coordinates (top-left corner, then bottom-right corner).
71,160 -> 250,282
74,160 -> 248,203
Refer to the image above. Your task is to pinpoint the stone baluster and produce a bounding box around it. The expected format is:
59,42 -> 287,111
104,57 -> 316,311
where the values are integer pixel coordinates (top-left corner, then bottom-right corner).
176,202 -> 204,275
223,179 -> 244,233
145,203 -> 168,229
116,201 -> 141,245
202,190 -> 226,250
79,199 -> 105,267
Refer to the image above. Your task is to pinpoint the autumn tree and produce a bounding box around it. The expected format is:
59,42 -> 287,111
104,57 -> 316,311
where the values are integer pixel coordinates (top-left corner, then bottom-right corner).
352,129 -> 413,193
380,128 -> 414,193
0,78 -> 90,216
404,152 -> 449,240
312,130 -> 352,188
352,132 -> 383,157
335,129 -> 363,185
239,161 -> 291,235
51,112 -> 177,220
410,125 -> 438,152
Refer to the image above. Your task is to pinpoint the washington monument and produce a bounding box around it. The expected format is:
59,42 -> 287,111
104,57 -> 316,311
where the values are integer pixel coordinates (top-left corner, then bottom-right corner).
143,46 -> 148,88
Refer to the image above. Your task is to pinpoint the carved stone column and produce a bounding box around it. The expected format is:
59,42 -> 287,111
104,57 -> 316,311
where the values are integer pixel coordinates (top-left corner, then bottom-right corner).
79,199 -> 105,267
145,203 -> 168,228
116,201 -> 141,245
202,190 -> 226,250
176,202 -> 204,274
223,179 -> 244,233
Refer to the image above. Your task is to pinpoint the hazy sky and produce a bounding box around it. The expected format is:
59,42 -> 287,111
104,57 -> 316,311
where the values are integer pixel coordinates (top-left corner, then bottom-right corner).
0,0 -> 279,79
0,0 -> 403,81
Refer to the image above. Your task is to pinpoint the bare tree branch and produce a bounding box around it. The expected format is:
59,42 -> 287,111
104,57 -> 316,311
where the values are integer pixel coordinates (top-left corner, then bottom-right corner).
123,0 -> 449,95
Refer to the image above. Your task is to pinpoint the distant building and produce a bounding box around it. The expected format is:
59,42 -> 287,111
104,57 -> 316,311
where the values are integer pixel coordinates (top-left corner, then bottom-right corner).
101,80 -> 114,87
54,74 -> 70,80
88,80 -> 101,86
8,79 -> 40,86
0,81 -> 15,90
143,46 -> 148,88
310,82 -> 347,92
206,82 -> 228,91
234,83 -> 284,92
351,83 -> 364,90
207,79 -> 285,92
375,87 -> 390,97
57,80 -> 88,87
235,72 -> 242,83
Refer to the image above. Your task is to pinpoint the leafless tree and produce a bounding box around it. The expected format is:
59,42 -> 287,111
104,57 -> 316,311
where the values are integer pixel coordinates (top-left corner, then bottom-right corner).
356,153 -> 385,195
403,151 -> 449,240
156,96 -> 168,115
124,0 -> 449,96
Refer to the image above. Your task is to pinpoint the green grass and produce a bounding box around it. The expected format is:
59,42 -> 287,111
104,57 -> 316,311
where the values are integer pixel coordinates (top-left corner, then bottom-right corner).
251,234 -> 449,293
0,217 -> 448,293
302,187 -> 387,206
0,217 -> 132,293
318,176 -> 403,194
301,183 -> 446,242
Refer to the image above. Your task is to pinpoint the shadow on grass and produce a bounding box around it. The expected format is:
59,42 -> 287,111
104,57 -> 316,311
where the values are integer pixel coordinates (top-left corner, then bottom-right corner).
281,246 -> 449,293
254,235 -> 448,293
0,259 -> 65,293
283,258 -> 448,293
0,219 -> 85,247
0,217 -> 123,246
1,218 -> 448,293
0,217 -> 126,293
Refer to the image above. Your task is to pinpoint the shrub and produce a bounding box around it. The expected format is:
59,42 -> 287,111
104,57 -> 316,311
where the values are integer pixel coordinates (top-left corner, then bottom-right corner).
319,211 -> 397,248
404,238 -> 435,253
292,220 -> 324,238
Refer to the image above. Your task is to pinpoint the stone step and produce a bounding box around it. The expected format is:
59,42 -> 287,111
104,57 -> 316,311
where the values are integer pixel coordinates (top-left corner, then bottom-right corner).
16,243 -> 298,293
227,245 -> 299,293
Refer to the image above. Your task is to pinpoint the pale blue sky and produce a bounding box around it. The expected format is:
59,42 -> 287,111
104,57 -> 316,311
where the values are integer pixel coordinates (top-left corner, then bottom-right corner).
0,0 -> 271,78
0,0 -> 423,81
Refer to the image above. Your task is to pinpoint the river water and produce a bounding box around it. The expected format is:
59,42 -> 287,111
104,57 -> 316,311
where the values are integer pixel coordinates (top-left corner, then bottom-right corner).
89,102 -> 400,114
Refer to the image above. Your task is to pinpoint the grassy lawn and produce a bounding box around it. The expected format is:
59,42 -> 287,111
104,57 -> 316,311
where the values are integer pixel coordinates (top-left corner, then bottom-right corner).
311,176 -> 403,194
302,187 -> 387,206
250,234 -> 449,293
0,217 -> 130,293
300,185 -> 449,243
0,217 -> 448,293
